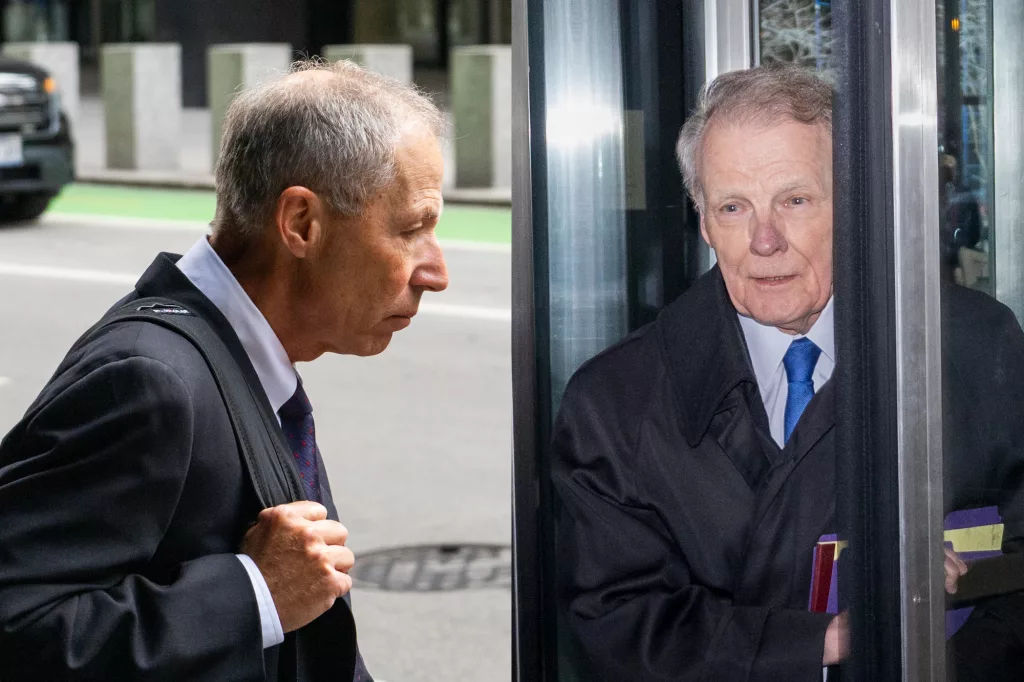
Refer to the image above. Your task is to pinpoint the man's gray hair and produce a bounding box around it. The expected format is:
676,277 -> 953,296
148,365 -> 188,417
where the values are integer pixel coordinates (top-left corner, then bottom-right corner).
675,63 -> 833,210
214,59 -> 446,235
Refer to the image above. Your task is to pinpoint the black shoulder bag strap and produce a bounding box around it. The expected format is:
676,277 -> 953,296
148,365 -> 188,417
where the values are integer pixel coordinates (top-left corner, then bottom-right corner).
74,297 -> 359,681
84,297 -> 305,509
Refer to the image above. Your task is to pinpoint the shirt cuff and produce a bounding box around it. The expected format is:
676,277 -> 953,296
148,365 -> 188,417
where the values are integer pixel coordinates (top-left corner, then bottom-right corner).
236,554 -> 285,649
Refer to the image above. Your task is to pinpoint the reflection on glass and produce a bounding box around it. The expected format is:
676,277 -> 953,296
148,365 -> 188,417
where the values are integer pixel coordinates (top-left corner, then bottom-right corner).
3,0 -> 70,42
938,0 -> 1024,678
542,0 -> 629,407
937,0 -> 992,292
759,0 -> 832,69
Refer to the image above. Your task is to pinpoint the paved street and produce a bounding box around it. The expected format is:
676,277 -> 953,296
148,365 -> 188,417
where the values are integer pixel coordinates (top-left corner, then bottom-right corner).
0,209 -> 512,681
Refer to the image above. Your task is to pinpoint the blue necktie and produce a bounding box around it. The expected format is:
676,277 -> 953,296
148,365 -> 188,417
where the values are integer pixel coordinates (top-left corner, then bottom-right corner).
783,338 -> 822,445
279,384 -> 373,682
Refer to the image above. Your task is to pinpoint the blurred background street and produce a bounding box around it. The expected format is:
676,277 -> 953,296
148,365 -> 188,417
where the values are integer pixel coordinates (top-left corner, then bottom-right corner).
0,187 -> 512,682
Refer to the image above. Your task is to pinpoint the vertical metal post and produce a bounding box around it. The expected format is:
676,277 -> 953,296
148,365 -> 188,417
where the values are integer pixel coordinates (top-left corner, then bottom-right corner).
890,0 -> 946,678
511,0 -> 551,678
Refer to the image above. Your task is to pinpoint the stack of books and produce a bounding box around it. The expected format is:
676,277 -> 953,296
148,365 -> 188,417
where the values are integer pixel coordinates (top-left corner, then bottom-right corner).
808,506 -> 1004,638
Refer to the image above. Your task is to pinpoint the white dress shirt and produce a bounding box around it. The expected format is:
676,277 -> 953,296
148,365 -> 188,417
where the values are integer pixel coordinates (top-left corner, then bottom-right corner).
737,297 -> 836,448
177,236 -> 292,650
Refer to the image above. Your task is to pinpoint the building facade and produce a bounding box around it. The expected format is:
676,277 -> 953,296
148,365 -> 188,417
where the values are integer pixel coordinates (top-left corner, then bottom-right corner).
0,0 -> 511,105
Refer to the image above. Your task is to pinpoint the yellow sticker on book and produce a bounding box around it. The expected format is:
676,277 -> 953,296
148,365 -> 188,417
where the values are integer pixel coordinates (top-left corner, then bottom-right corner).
944,524 -> 1003,553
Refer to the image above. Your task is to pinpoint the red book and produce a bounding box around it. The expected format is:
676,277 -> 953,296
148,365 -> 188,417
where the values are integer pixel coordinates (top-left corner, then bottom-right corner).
809,542 -> 836,613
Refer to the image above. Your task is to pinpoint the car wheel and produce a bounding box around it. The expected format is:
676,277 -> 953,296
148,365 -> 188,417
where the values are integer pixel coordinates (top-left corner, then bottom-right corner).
0,193 -> 53,222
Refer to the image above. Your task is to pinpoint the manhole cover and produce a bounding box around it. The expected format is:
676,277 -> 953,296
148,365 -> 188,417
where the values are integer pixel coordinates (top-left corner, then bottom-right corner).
351,543 -> 511,591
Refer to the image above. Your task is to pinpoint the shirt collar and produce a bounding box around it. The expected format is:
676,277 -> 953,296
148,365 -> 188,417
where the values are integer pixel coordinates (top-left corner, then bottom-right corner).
175,236 -> 298,415
737,296 -> 836,387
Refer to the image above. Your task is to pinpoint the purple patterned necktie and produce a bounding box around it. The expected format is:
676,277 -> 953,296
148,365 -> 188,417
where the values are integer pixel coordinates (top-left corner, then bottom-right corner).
278,383 -> 321,501
278,383 -> 373,682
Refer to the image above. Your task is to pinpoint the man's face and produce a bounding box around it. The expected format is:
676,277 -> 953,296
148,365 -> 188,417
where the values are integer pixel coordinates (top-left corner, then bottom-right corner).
309,123 -> 448,356
699,118 -> 833,334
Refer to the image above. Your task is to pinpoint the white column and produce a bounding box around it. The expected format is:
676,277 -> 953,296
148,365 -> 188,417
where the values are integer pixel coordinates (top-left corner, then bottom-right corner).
3,42 -> 80,134
450,45 -> 511,189
101,43 -> 181,171
322,44 -> 413,84
208,43 -> 292,162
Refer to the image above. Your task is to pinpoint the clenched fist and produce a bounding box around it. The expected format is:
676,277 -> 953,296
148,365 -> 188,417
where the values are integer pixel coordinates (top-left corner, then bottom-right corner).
240,501 -> 354,633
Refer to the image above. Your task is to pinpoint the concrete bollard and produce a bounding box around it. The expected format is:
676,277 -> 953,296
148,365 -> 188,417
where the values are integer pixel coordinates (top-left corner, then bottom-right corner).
451,45 -> 511,189
101,43 -> 181,171
3,42 -> 80,135
208,43 -> 292,162
323,44 -> 413,84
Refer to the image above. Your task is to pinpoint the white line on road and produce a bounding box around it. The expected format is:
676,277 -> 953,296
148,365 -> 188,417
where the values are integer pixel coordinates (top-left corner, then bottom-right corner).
40,212 -> 210,233
0,262 -> 512,323
0,262 -> 136,286
41,213 -> 512,254
0,377 -> 11,388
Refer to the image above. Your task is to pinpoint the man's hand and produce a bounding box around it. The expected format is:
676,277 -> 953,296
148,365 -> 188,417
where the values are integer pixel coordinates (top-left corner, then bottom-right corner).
240,501 -> 354,633
944,547 -> 969,595
822,550 -> 968,666
823,611 -> 849,666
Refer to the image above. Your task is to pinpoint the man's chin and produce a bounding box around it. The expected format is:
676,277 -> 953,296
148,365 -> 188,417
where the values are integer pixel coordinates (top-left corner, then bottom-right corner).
356,335 -> 393,357
747,306 -> 818,334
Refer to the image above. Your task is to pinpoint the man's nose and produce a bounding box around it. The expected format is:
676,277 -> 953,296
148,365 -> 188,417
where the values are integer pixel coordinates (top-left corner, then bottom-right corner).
411,238 -> 449,292
750,214 -> 788,257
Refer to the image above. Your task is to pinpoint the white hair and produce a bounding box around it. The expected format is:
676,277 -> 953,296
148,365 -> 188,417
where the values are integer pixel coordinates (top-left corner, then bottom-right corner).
676,63 -> 833,210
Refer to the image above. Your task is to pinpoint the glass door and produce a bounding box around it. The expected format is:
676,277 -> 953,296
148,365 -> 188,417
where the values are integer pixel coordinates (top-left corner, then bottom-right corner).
514,0 -> 1024,679
938,0 -> 1024,678
513,0 -> 706,679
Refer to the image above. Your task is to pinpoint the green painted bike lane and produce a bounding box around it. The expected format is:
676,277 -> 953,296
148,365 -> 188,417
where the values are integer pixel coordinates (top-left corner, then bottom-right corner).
48,183 -> 512,245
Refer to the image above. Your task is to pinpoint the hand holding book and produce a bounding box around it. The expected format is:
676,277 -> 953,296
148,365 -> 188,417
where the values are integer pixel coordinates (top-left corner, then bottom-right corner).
814,506 -> 1004,666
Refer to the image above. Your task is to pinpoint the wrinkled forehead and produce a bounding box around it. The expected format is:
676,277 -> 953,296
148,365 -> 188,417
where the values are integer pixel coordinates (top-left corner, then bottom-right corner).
699,118 -> 833,200
702,117 -> 833,169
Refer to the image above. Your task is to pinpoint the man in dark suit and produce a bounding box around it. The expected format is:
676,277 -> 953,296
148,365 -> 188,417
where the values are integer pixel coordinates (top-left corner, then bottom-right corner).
0,60 -> 449,680
552,63 -> 1023,680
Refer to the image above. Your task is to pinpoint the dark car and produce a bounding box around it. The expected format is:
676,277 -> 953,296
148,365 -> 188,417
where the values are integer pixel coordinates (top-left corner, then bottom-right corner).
0,56 -> 74,222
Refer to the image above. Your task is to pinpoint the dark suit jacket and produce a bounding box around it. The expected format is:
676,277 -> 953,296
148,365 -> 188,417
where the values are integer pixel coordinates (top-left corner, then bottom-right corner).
0,254 -> 357,681
552,266 -> 1024,682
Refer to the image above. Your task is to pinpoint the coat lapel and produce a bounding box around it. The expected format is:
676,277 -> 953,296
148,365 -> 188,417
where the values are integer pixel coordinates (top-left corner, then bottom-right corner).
657,266 -> 838,608
659,267 -> 775,489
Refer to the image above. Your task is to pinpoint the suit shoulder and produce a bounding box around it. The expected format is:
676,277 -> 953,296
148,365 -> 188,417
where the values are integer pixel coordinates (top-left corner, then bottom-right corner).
560,322 -> 664,415
942,283 -> 1024,386
560,276 -> 719,411
942,282 -> 1019,332
38,319 -> 213,410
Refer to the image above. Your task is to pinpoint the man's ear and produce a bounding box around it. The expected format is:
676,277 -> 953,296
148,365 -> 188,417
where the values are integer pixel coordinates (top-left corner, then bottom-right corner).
275,186 -> 326,259
698,210 -> 713,248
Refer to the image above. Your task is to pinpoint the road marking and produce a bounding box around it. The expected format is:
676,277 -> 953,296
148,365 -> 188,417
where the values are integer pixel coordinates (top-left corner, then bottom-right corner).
41,212 -> 210,233
0,262 -> 511,323
0,377 -> 11,388
0,262 -> 136,286
40,212 -> 511,254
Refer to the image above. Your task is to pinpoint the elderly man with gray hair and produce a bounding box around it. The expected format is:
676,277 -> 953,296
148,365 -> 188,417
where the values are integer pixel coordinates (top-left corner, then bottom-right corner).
0,59 -> 448,681
552,62 -> 1024,680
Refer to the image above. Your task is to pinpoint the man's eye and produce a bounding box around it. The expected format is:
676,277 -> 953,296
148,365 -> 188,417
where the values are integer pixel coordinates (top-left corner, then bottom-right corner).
721,204 -> 739,214
790,197 -> 807,206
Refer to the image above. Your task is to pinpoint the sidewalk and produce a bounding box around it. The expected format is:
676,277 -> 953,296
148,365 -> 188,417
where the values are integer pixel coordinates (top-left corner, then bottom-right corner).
73,96 -> 511,206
